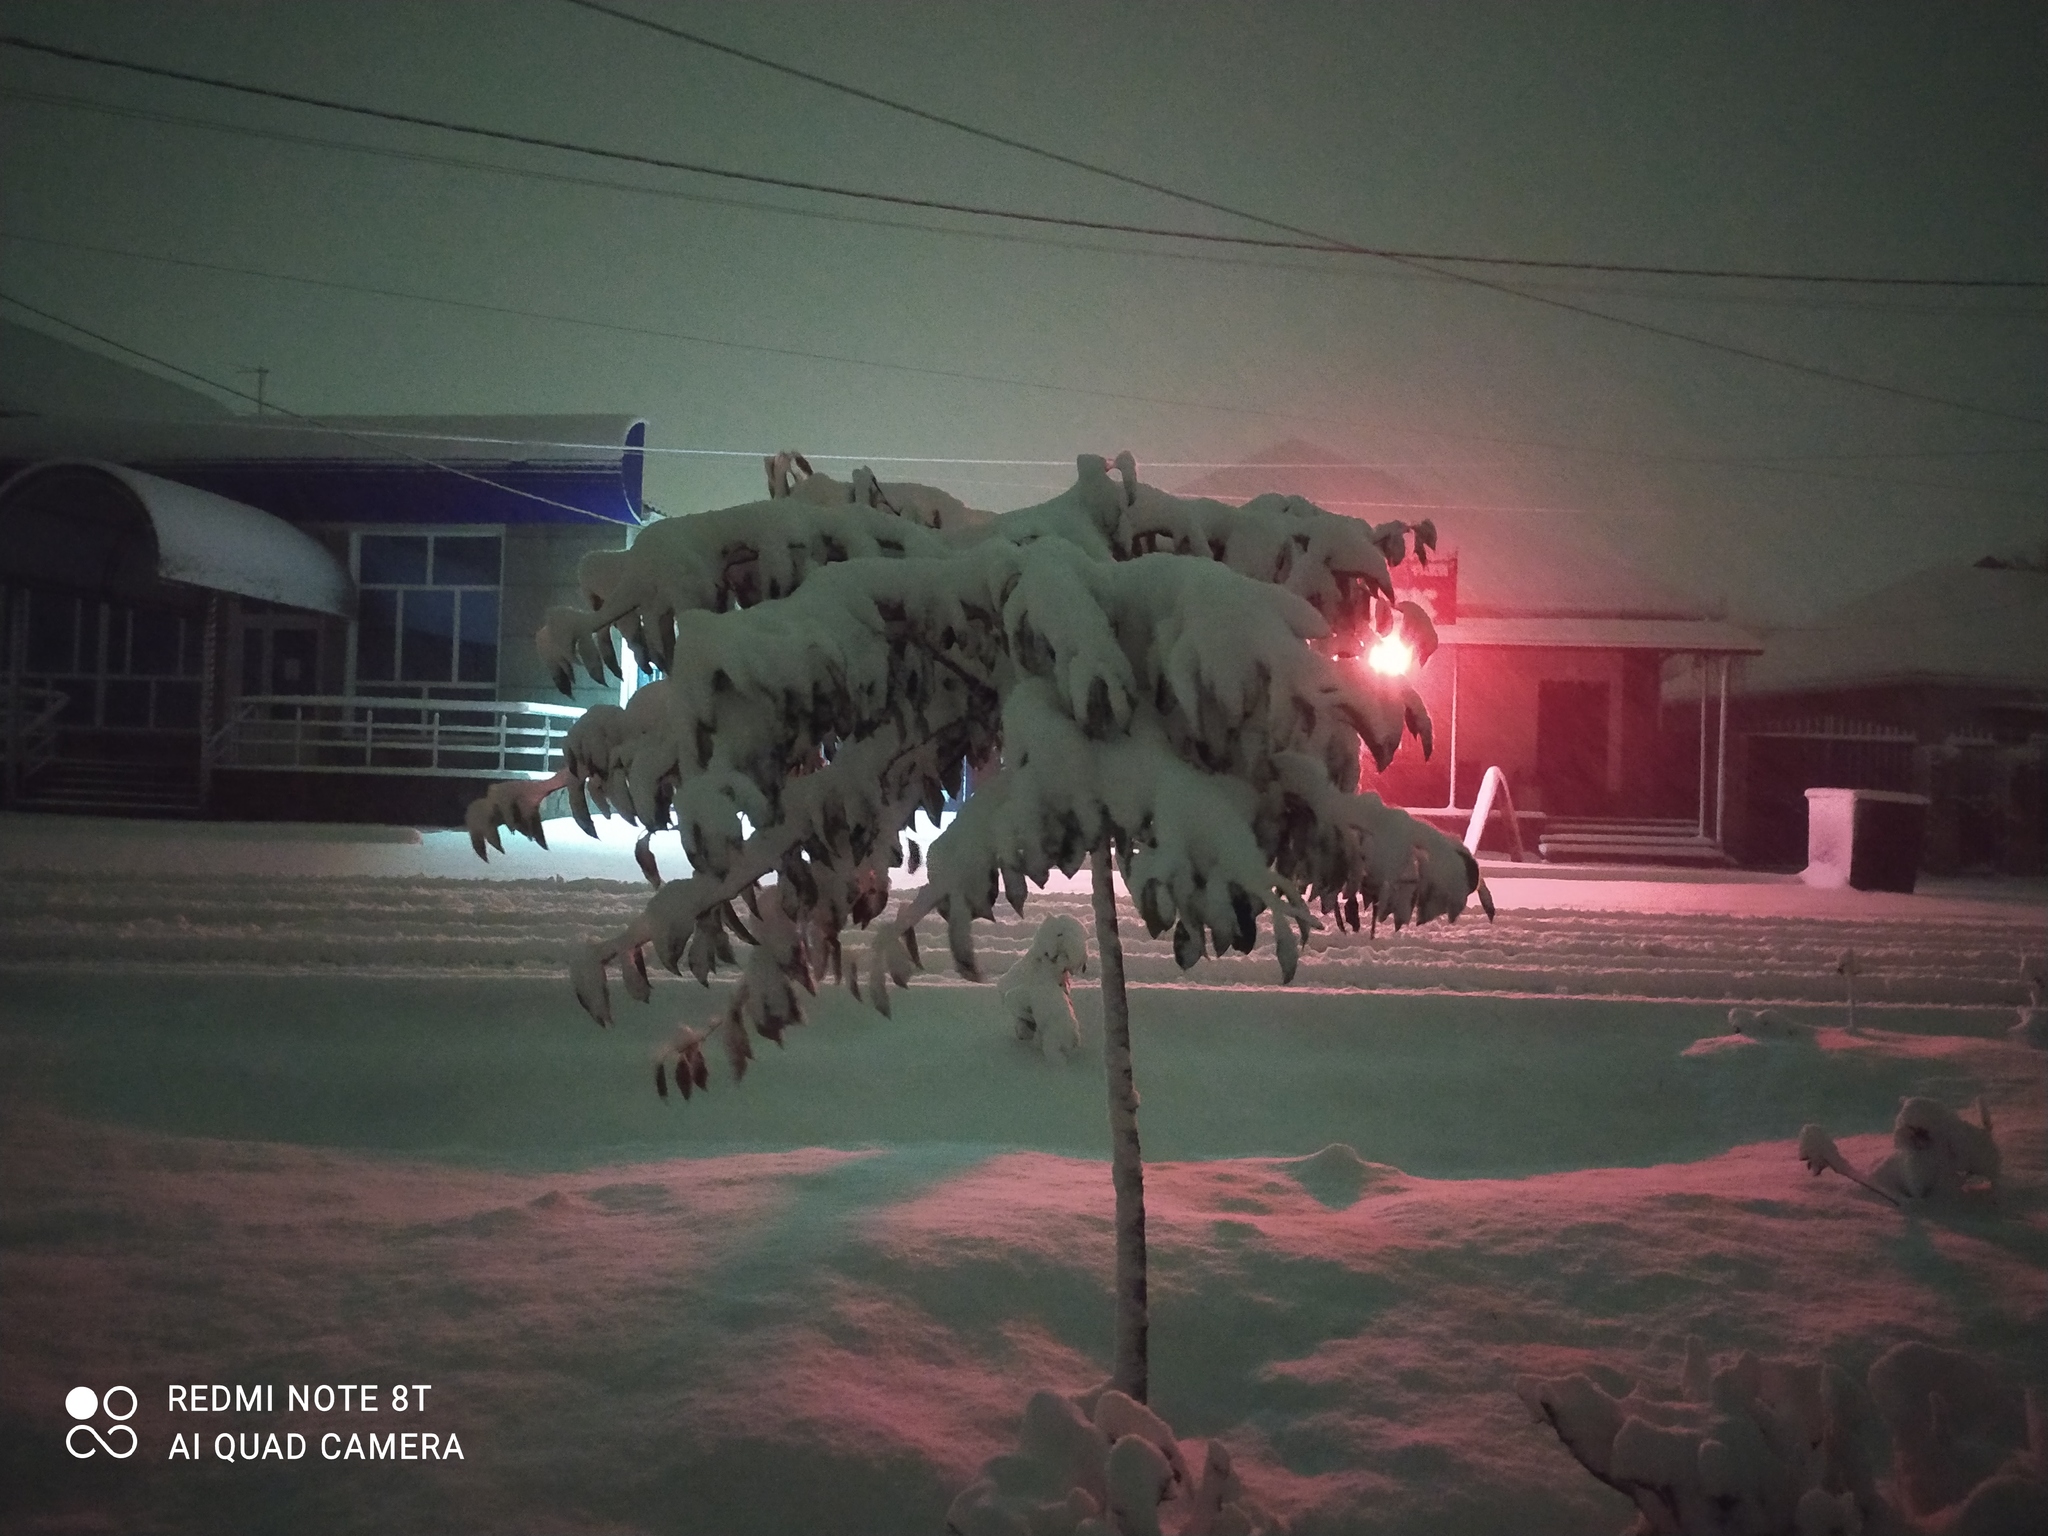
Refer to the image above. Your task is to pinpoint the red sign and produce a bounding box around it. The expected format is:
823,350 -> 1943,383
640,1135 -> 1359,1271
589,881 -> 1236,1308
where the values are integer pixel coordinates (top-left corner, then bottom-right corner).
1399,553 -> 1457,627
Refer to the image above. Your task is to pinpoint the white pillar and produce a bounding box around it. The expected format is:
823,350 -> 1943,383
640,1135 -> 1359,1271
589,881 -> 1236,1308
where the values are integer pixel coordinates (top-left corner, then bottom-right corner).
1714,655 -> 1730,848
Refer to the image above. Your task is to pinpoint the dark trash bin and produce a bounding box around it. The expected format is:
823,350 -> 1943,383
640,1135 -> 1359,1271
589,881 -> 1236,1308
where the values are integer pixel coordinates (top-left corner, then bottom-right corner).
1802,787 -> 1930,892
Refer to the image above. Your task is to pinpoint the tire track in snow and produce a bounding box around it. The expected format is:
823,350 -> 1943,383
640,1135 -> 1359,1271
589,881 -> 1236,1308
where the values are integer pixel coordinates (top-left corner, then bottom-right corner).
1,871 -> 2037,1010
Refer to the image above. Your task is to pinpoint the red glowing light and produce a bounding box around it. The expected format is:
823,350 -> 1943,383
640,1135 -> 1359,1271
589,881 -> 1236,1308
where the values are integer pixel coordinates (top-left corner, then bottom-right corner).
1367,633 -> 1414,676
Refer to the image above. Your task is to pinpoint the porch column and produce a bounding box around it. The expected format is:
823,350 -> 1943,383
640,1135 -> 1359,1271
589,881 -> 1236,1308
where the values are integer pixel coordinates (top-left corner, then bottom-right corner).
1713,654 -> 1730,847
1445,645 -> 1460,810
3,586 -> 21,807
197,593 -> 223,811
1696,655 -> 1708,838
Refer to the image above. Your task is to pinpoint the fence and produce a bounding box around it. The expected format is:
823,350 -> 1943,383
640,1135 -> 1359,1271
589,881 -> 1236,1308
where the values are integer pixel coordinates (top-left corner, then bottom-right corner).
2,682 -> 69,804
212,695 -> 582,779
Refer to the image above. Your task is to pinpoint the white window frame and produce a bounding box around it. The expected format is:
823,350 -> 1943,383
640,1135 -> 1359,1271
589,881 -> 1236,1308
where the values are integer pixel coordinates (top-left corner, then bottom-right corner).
344,525 -> 506,701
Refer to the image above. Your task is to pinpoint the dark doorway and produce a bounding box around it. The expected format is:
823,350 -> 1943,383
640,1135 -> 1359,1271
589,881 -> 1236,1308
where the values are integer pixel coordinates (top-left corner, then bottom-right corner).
1537,681 -> 1610,814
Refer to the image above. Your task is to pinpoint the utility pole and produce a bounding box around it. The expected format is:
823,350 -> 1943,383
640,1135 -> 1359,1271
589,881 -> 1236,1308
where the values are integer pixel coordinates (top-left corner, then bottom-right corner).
237,365 -> 270,413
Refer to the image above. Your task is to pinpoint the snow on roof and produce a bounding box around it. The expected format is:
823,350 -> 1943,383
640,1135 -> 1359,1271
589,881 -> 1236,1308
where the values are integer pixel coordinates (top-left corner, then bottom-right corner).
0,460 -> 354,616
1440,616 -> 1761,655
0,320 -> 230,421
1737,563 -> 2048,695
1175,439 -> 1718,622
0,413 -> 645,466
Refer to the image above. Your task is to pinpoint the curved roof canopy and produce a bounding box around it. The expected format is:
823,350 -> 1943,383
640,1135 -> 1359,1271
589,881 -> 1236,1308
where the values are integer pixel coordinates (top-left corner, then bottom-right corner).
0,459 -> 353,616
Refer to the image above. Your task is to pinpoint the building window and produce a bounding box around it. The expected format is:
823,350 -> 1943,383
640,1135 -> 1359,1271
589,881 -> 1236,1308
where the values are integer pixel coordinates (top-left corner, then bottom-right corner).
9,588 -> 202,731
350,531 -> 501,697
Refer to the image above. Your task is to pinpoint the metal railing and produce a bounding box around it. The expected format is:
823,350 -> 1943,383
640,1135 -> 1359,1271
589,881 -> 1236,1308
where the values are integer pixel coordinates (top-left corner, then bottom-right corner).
3,682 -> 70,803
1461,765 -> 1529,861
213,694 -> 583,779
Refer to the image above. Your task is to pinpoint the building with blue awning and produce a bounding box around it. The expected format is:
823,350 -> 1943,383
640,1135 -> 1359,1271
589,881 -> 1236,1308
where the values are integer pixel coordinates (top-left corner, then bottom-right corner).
2,351 -> 645,822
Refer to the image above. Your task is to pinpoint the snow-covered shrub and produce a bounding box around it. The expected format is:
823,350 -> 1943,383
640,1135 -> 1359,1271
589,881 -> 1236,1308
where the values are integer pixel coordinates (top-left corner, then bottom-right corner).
1001,912 -> 1092,1056
1798,1097 -> 2001,1206
2012,954 -> 2045,1048
947,1386 -> 1275,1536
466,449 -> 1485,1401
1519,1337 -> 2046,1535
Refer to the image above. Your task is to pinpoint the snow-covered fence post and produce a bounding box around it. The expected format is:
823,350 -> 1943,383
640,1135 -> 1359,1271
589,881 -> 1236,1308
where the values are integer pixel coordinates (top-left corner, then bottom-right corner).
463,448 -> 1491,1418
1092,836 -> 1148,1403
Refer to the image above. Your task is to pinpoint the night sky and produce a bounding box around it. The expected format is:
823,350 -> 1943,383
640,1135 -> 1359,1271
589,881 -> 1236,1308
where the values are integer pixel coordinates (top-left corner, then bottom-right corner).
1,1 -> 2042,624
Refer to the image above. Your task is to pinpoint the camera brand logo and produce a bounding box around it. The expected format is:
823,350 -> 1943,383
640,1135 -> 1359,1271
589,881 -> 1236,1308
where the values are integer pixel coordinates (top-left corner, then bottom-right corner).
66,1386 -> 138,1459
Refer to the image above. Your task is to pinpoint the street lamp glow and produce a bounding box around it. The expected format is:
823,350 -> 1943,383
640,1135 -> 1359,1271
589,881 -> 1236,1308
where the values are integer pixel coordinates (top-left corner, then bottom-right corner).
1367,632 -> 1414,676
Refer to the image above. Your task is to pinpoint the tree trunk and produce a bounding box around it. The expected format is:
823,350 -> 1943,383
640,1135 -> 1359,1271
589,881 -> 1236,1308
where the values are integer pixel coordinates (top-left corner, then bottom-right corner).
1091,839 -> 1148,1404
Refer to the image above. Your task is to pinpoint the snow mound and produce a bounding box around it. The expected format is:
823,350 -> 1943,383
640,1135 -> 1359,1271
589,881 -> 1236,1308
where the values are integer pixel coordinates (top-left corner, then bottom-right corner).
1281,1143 -> 1402,1210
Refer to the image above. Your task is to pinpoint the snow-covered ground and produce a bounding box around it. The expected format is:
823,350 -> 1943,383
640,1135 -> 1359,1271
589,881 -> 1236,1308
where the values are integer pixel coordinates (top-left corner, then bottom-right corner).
1,814 -> 2042,1534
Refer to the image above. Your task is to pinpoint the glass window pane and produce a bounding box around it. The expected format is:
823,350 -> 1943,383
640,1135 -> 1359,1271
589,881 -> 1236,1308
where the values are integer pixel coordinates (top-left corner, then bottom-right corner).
155,680 -> 201,729
242,628 -> 265,694
80,603 -> 105,674
359,535 -> 429,586
434,535 -> 501,587
58,684 -> 94,723
356,590 -> 399,681
131,608 -> 182,676
400,589 -> 454,682
272,629 -> 317,694
27,592 -> 76,673
103,678 -> 151,727
457,590 -> 499,684
100,606 -> 125,675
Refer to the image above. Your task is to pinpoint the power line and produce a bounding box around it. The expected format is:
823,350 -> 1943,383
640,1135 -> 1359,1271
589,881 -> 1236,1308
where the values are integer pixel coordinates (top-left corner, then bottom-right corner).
10,228 -> 2040,504
0,228 -> 1423,428
13,85 -> 2042,323
560,1 -> 2047,293
8,31 -> 2041,432
0,291 -> 625,524
550,7 -> 2048,431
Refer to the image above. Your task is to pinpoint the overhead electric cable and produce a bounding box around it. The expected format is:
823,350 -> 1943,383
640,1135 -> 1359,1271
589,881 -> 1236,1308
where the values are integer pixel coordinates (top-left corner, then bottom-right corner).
4,33 -> 2043,427
553,5 -> 2048,429
8,229 -> 2038,503
13,85 -> 2043,321
0,290 -> 624,524
6,28 -> 2046,296
559,1 -> 2046,292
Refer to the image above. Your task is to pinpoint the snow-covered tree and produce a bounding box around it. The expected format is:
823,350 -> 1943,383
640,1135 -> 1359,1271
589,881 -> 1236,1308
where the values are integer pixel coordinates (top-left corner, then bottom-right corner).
468,449 -> 1489,1404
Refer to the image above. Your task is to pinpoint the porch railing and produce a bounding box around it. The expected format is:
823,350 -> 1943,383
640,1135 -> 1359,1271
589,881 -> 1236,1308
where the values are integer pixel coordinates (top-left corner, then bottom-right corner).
213,695 -> 582,779
3,682 -> 69,802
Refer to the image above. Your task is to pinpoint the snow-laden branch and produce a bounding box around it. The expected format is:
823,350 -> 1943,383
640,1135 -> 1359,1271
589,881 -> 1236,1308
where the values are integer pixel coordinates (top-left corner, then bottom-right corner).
464,452 -> 1480,1085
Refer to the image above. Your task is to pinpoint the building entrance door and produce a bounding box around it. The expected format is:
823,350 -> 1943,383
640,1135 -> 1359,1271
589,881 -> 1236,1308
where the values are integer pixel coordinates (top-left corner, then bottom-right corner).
240,606 -> 321,698
1536,680 -> 1610,815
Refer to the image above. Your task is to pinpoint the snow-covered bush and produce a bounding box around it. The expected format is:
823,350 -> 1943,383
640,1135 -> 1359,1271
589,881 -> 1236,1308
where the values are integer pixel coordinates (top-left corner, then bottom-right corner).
1798,1097 -> 2001,1206
467,450 -> 1485,1401
947,1386 -> 1275,1536
1519,1337 -> 2046,1535
1001,912 -> 1092,1056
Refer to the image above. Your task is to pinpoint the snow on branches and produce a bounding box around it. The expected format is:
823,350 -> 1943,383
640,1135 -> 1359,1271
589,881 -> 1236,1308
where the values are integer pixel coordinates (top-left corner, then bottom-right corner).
467,451 -> 1484,1091
1520,1338 -> 2046,1536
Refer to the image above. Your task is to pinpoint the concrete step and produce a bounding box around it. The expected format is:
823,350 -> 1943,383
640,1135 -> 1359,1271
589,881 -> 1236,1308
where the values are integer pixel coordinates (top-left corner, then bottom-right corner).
17,760 -> 203,818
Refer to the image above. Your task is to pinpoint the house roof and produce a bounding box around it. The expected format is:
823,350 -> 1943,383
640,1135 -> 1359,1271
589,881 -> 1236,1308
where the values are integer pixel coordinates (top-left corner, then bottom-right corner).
1736,563 -> 2048,696
0,320 -> 229,421
1174,439 -> 1733,638
0,415 -> 648,527
0,414 -> 644,466
0,459 -> 353,616
1438,616 -> 1761,655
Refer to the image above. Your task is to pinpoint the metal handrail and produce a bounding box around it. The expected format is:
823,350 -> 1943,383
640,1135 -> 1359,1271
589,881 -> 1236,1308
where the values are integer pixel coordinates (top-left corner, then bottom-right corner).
216,694 -> 584,779
4,682 -> 70,791
1461,765 -> 1528,862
